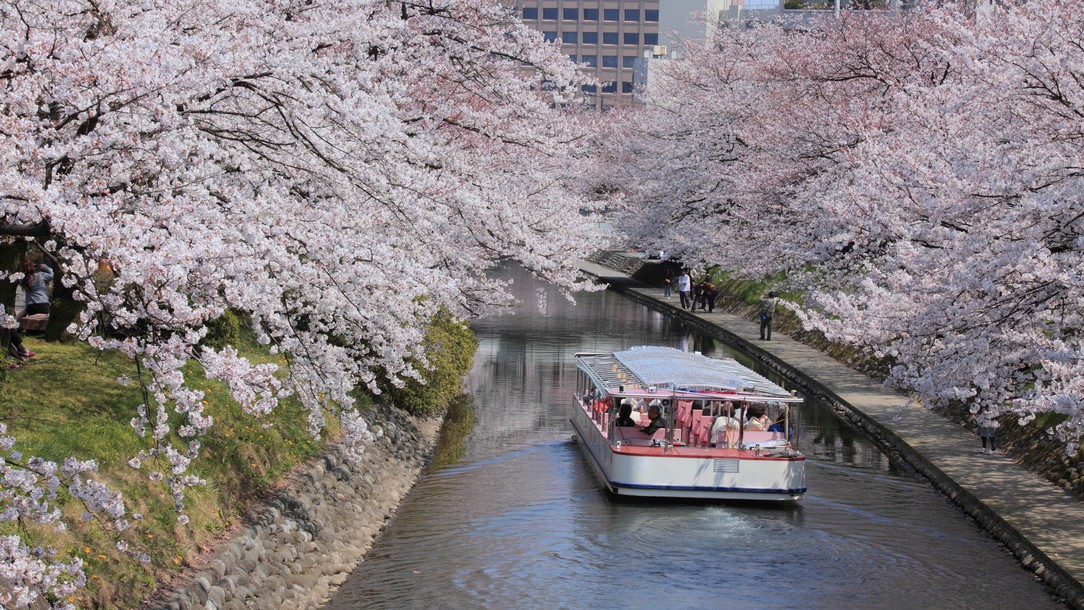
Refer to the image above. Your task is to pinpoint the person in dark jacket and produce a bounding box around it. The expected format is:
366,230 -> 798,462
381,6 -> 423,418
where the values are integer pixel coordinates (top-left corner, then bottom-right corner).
758,291 -> 777,340
641,404 -> 668,435
705,282 -> 718,313
690,278 -> 703,311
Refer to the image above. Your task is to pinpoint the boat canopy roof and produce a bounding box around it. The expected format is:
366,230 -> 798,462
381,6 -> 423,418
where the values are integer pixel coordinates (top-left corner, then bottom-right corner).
578,346 -> 800,403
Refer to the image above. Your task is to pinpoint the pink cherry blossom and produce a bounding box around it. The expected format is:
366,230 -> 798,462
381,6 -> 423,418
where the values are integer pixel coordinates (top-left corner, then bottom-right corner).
1,0 -> 600,603
607,2 -> 1084,452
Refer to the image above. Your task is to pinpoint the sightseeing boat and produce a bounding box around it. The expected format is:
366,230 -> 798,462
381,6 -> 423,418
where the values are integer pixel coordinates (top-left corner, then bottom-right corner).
572,346 -> 806,501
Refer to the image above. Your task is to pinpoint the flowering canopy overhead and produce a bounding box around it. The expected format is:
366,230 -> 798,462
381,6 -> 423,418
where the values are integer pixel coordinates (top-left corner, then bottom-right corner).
1,0 -> 597,604
608,2 -> 1084,450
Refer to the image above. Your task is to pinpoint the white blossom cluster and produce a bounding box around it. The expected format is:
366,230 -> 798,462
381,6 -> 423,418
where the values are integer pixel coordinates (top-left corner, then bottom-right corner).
0,424 -> 113,608
605,2 -> 1084,451
1,0 -> 600,603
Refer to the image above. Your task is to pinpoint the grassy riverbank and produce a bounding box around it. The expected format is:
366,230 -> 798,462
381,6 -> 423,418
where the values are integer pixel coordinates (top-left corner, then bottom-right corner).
1,309 -> 477,608
0,332 -> 335,608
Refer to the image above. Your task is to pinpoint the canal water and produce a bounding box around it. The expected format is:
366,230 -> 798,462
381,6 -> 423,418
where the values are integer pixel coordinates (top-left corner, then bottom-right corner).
326,267 -> 1061,609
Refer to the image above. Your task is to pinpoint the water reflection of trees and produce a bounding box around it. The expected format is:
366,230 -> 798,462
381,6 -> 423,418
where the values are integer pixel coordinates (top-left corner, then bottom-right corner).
806,408 -> 893,471
428,394 -> 477,472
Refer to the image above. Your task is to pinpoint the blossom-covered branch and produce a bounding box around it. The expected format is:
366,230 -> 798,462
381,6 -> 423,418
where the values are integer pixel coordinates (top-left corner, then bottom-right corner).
608,2 -> 1084,450
1,0 -> 599,603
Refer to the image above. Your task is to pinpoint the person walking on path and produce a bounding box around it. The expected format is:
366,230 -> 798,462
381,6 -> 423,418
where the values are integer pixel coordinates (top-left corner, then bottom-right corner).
677,270 -> 692,310
663,269 -> 674,299
978,418 -> 998,454
758,291 -> 777,340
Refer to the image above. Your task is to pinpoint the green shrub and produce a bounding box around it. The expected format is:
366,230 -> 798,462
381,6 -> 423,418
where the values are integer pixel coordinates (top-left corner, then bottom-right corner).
201,309 -> 242,350
379,311 -> 478,417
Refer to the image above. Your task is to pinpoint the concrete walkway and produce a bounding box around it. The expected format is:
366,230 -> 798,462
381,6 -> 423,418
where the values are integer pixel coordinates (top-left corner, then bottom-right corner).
578,259 -> 1084,608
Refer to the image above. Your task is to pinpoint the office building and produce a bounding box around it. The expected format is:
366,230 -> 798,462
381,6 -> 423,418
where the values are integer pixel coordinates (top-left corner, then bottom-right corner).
512,1 -> 662,108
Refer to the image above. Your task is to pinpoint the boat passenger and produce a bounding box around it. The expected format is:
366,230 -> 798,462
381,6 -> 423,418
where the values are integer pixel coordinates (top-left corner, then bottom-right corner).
768,415 -> 786,433
746,405 -> 772,431
614,403 -> 637,427
640,404 -> 669,435
711,403 -> 741,445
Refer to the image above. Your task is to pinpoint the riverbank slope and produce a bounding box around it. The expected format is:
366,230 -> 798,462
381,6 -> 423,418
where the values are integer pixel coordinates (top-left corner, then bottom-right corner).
155,404 -> 441,610
579,258 -> 1084,609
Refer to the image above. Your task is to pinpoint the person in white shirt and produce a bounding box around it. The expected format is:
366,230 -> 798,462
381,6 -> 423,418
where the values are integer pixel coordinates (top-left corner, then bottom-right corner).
711,402 -> 741,447
677,270 -> 692,310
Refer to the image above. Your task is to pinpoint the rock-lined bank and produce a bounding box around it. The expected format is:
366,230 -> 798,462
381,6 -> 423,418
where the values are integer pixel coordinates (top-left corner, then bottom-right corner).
157,404 -> 442,610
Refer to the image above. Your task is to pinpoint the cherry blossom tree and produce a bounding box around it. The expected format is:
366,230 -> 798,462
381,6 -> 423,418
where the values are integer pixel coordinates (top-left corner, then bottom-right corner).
1,0 -> 596,604
609,2 -> 1084,452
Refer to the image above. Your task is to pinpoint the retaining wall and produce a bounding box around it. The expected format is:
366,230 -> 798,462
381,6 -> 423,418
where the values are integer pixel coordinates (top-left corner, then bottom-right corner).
156,404 -> 442,610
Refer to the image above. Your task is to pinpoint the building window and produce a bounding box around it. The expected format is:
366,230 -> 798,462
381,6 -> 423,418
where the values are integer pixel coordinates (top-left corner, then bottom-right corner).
562,31 -> 577,44
622,81 -> 634,93
603,32 -> 618,45
624,32 -> 639,45
582,31 -> 598,44
581,55 -> 598,67
583,8 -> 599,20
623,55 -> 637,68
624,9 -> 640,21
602,55 -> 618,68
542,7 -> 558,20
543,30 -> 558,42
645,9 -> 659,22
644,33 -> 659,45
563,7 -> 578,20
568,54 -> 578,62
582,84 -> 597,93
603,8 -> 619,21
522,7 -> 538,19
602,81 -> 617,93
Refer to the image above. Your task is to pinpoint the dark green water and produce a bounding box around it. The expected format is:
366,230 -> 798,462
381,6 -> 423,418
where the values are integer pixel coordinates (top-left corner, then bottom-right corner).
326,267 -> 1061,609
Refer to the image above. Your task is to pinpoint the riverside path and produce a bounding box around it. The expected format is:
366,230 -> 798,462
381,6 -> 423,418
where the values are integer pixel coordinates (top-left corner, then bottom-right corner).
578,258 -> 1084,609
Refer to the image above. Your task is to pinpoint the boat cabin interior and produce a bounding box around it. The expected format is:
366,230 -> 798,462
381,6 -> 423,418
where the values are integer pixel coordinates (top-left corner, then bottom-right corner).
574,348 -> 803,456
578,386 -> 798,453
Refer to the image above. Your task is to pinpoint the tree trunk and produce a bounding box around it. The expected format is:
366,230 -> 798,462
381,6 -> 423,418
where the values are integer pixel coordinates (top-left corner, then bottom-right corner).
0,241 -> 26,353
44,277 -> 83,342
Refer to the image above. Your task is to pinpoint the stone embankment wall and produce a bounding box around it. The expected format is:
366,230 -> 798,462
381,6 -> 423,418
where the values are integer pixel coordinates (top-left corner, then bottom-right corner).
158,405 -> 442,610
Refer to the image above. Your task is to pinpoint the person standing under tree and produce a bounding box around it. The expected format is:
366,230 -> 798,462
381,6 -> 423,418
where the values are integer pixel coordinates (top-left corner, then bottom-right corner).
758,291 -> 776,340
705,281 -> 718,313
677,270 -> 692,310
978,418 -> 998,454
663,268 -> 674,299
